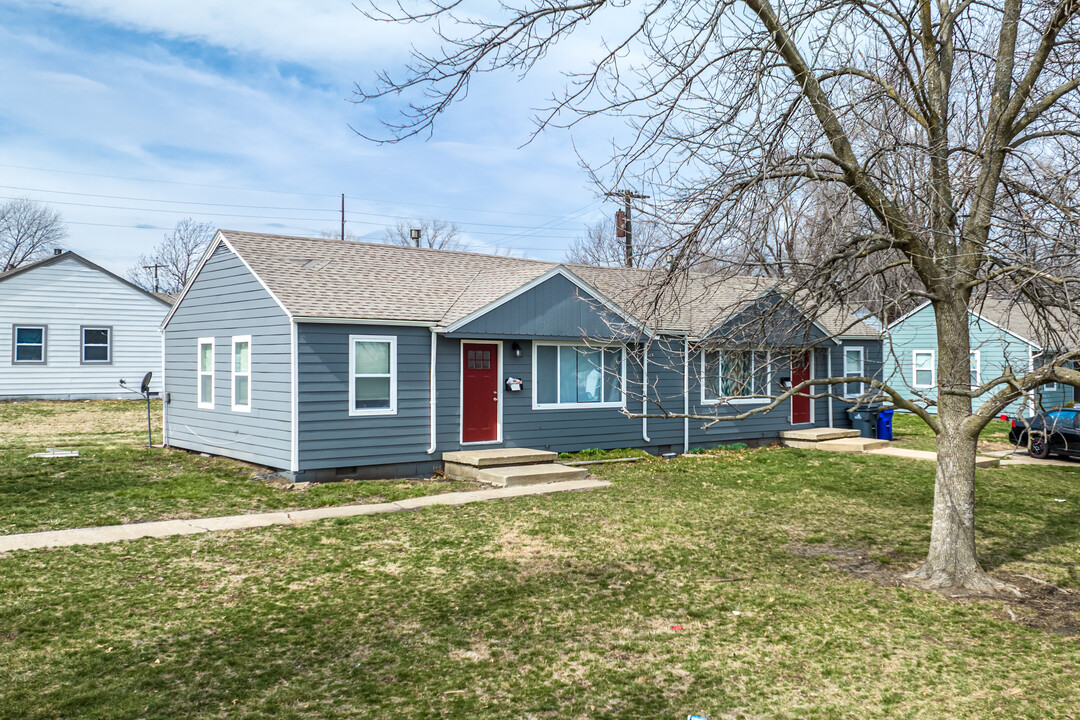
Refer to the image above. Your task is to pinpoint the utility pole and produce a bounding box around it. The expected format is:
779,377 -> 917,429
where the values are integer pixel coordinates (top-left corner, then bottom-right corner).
341,193 -> 346,241
606,190 -> 649,268
142,263 -> 165,293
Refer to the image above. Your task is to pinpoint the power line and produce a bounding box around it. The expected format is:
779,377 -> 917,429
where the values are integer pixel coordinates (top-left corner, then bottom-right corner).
0,162 -> 595,219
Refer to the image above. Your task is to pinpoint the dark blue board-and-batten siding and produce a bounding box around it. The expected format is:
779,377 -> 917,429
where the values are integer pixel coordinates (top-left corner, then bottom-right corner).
163,243 -> 292,469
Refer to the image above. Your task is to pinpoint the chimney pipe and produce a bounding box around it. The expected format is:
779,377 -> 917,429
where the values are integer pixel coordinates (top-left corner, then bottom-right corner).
54,248 -> 62,256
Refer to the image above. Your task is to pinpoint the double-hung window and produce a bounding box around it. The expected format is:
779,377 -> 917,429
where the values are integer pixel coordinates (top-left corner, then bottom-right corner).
231,336 -> 251,412
197,338 -> 215,409
534,343 -> 623,408
702,349 -> 770,404
970,350 -> 981,389
843,347 -> 864,397
12,325 -> 46,364
349,335 -> 397,415
913,350 -> 935,388
81,327 -> 111,364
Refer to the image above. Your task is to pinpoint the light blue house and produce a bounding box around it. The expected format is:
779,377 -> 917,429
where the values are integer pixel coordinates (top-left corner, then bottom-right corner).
884,299 -> 1073,417
160,231 -> 883,479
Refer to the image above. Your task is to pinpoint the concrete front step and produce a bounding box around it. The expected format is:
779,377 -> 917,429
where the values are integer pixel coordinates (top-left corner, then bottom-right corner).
476,463 -> 589,488
817,437 -> 890,453
779,428 -> 861,442
442,448 -> 558,481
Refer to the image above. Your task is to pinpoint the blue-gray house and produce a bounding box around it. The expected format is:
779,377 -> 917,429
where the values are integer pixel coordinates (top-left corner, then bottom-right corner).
884,299 -> 1074,417
160,231 -> 882,479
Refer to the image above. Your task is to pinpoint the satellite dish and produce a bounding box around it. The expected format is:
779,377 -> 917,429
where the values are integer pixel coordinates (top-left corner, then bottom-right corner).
140,371 -> 153,394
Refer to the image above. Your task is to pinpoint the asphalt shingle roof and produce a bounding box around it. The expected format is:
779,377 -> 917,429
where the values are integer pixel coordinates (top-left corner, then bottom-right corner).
219,230 -> 880,338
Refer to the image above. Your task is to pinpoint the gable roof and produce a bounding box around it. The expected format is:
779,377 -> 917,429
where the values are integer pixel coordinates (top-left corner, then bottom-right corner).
0,251 -> 173,306
886,298 -> 1075,348
179,230 -> 878,339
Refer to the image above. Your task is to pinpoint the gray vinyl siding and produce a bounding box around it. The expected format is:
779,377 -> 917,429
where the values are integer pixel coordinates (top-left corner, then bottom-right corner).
451,273 -> 634,339
163,243 -> 292,469
297,324 -> 432,468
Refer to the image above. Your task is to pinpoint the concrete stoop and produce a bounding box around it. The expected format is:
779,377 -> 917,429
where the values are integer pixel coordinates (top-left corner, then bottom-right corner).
442,447 -> 587,487
779,428 -> 861,450
816,437 -> 891,453
477,463 -> 589,488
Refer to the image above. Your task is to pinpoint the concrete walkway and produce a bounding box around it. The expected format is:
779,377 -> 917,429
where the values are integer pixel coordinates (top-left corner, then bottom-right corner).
867,446 -> 1001,468
0,479 -> 610,553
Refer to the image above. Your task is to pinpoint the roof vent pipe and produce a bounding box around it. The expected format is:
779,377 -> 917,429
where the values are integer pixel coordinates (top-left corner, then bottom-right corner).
410,228 -> 421,248
54,248 -> 63,256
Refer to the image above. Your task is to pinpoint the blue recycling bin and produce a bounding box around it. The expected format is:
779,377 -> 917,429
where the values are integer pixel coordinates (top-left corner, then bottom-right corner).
876,409 -> 894,442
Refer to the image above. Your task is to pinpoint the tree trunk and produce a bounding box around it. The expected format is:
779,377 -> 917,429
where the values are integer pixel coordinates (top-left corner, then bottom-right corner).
904,296 -> 1003,593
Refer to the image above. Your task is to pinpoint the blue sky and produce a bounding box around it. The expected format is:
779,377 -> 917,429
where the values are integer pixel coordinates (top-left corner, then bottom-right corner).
0,1 -> 623,273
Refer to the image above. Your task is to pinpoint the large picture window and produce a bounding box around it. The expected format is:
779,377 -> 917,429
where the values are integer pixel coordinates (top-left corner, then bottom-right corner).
534,343 -> 623,408
12,325 -> 46,364
232,336 -> 251,412
81,327 -> 112,364
349,335 -> 397,415
843,347 -> 864,397
197,338 -> 214,409
913,350 -> 935,388
702,349 -> 770,403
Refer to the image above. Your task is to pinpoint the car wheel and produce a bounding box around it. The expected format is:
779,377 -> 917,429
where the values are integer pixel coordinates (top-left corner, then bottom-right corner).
1029,435 -> 1050,459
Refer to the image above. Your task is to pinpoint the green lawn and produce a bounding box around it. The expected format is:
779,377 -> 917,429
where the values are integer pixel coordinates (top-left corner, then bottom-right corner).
890,412 -> 1014,453
2,440 -> 1079,718
0,401 -> 475,534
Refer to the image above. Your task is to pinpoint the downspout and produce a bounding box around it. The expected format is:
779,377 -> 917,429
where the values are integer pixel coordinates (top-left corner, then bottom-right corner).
641,345 -> 651,443
827,346 -> 834,428
1026,345 -> 1035,416
683,337 -> 689,454
290,320 -> 299,474
427,329 -> 438,454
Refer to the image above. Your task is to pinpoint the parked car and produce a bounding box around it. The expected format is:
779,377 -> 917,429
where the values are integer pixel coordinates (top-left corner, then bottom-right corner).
1009,409 -> 1080,458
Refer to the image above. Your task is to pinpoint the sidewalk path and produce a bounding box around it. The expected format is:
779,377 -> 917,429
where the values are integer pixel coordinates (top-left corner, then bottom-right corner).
0,479 -> 610,553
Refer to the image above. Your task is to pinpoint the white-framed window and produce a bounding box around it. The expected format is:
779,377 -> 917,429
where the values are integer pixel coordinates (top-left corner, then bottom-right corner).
702,348 -> 770,404
533,343 -> 624,409
12,325 -> 46,364
843,347 -> 864,397
197,337 -> 215,409
231,335 -> 251,412
80,326 -> 112,364
349,335 -> 397,416
913,350 -> 935,388
970,350 -> 981,388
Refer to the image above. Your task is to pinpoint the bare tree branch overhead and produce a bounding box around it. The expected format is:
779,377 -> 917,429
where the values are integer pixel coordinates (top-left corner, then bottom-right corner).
127,218 -> 215,295
356,1 -> 1080,593
0,198 -> 67,270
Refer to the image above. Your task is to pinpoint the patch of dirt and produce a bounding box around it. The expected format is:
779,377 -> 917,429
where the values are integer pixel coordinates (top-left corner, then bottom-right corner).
790,542 -> 1080,635
491,523 -> 570,578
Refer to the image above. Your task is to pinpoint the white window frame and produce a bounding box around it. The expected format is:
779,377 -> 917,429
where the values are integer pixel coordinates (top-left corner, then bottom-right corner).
80,326 -> 112,365
197,337 -> 215,409
843,347 -> 864,398
531,341 -> 626,410
700,348 -> 771,406
348,335 -> 398,416
912,350 -> 935,389
970,350 -> 981,389
231,335 -> 252,413
12,325 -> 47,365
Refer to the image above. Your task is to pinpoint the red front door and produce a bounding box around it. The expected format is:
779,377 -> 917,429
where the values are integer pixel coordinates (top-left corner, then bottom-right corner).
791,351 -> 812,424
462,343 -> 499,443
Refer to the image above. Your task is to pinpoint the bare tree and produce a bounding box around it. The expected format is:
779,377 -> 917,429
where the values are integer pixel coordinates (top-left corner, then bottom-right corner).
384,218 -> 465,250
127,219 -> 215,295
567,217 -> 669,268
358,1 -> 1080,593
0,198 -> 67,270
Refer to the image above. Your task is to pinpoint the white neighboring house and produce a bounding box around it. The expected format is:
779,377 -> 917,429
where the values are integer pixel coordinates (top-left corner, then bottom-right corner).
0,251 -> 172,399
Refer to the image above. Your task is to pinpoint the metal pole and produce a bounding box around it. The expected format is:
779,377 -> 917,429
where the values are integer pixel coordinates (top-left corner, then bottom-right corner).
146,390 -> 153,448
341,194 -> 346,241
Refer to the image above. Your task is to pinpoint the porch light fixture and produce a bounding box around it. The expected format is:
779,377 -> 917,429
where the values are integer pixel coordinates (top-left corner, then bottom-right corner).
512,342 -> 522,357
